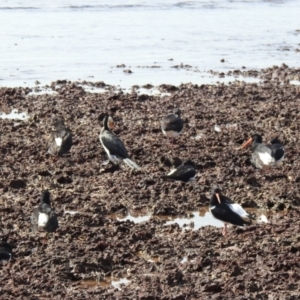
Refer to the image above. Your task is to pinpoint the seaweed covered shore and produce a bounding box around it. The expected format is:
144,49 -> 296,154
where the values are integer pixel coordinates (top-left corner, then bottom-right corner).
1,65 -> 300,299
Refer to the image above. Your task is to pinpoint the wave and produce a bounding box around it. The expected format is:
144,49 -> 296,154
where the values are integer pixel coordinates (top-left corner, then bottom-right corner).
0,6 -> 39,10
0,1 -> 274,12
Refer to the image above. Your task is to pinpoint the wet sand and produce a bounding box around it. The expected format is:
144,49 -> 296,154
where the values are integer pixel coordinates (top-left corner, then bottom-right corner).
1,64 -> 300,298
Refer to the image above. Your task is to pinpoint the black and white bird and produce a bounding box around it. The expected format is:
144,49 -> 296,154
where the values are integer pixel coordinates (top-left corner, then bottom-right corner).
48,116 -> 72,157
161,160 -> 196,182
161,108 -> 184,142
209,186 -> 249,236
99,115 -> 141,170
241,134 -> 284,169
0,241 -> 12,261
31,191 -> 59,233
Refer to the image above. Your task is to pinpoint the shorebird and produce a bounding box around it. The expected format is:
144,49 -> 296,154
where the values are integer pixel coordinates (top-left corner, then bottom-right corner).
99,115 -> 141,170
161,160 -> 196,182
241,134 -> 284,169
161,108 -> 184,143
0,241 -> 12,261
48,116 -> 72,157
31,191 -> 59,233
209,186 -> 249,236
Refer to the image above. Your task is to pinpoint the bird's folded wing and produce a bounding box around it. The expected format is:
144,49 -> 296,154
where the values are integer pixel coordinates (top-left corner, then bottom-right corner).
162,117 -> 183,131
101,134 -> 129,158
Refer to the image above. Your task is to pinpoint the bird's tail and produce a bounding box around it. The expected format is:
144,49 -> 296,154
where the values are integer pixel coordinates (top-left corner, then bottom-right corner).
123,158 -> 141,170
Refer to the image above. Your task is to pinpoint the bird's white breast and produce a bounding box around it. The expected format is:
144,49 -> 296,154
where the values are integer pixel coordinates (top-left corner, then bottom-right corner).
55,137 -> 63,146
38,213 -> 49,227
258,152 -> 274,165
228,203 -> 248,218
162,129 -> 180,138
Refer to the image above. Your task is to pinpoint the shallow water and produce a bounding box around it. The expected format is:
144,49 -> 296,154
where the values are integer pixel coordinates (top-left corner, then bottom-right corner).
165,210 -> 224,230
0,109 -> 29,120
0,0 -> 299,88
136,251 -> 160,263
114,207 -> 270,230
80,277 -> 130,290
117,213 -> 151,223
28,88 -> 58,95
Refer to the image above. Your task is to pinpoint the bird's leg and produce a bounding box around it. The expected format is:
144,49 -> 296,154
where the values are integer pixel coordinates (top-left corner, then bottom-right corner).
259,168 -> 270,180
48,156 -> 59,163
168,138 -> 174,148
42,232 -> 49,244
251,167 -> 263,180
222,224 -> 227,236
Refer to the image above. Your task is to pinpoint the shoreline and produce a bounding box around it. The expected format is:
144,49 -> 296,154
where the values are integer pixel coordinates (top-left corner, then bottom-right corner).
1,63 -> 300,91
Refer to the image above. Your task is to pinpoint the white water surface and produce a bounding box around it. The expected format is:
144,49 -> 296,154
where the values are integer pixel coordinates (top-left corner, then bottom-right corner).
117,213 -> 151,223
165,211 -> 224,230
111,278 -> 131,290
0,0 -> 300,88
0,109 -> 29,120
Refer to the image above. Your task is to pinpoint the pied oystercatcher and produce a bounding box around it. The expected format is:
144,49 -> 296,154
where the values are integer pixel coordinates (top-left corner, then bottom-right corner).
161,108 -> 184,143
161,160 -> 196,182
31,190 -> 59,233
209,186 -> 249,235
48,116 -> 72,157
241,134 -> 284,169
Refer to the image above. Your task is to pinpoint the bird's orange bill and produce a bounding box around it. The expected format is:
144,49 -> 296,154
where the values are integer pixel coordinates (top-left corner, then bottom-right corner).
241,137 -> 253,149
215,193 -> 221,204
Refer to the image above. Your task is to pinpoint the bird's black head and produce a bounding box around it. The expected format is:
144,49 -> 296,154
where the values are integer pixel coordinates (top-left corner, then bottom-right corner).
53,116 -> 65,129
40,190 -> 51,205
173,108 -> 181,116
0,241 -> 12,253
210,186 -> 222,204
251,134 -> 263,144
211,186 -> 221,195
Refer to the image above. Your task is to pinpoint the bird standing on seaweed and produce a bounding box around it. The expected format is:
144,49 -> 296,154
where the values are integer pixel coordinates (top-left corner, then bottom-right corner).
241,134 -> 284,170
161,160 -> 196,182
210,186 -> 250,236
161,108 -> 184,144
31,190 -> 59,233
48,116 -> 72,157
99,115 -> 141,170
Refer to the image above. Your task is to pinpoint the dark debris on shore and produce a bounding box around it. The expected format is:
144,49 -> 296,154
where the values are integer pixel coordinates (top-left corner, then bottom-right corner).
1,65 -> 300,299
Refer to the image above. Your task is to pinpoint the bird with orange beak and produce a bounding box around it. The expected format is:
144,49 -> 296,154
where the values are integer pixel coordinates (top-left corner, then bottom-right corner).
241,134 -> 284,169
209,186 -> 249,236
